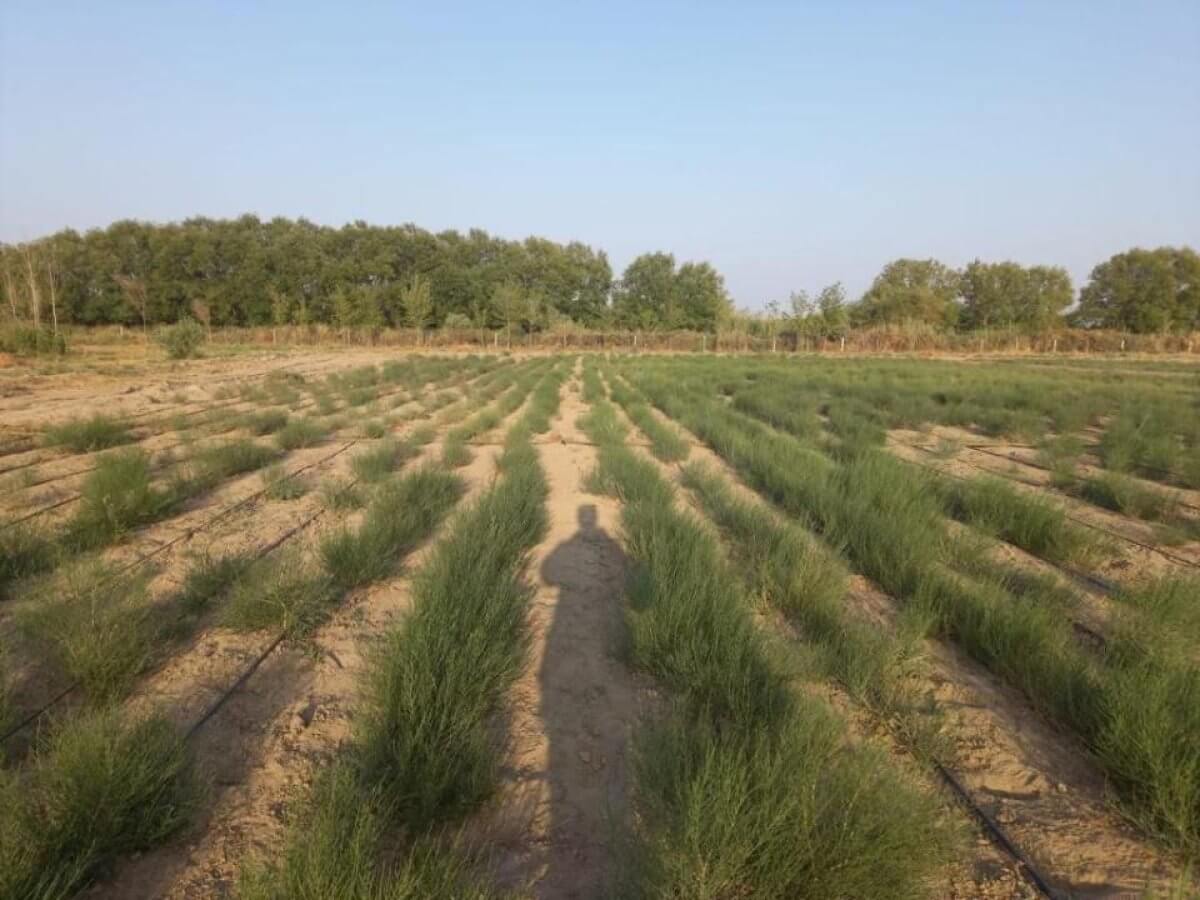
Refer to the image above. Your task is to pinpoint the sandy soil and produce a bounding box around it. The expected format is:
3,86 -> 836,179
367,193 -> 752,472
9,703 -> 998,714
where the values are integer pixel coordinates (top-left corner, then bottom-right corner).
475,377 -> 655,898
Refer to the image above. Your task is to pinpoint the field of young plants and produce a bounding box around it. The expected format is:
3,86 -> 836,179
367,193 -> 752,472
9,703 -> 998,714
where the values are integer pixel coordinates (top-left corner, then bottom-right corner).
0,349 -> 1197,899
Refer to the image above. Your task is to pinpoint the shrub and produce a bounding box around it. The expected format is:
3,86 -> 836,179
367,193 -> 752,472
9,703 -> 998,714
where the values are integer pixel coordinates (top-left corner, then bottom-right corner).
0,324 -> 67,356
0,708 -> 193,899
275,417 -> 329,451
0,524 -> 56,599
319,478 -> 365,512
244,409 -> 289,435
356,442 -> 545,827
19,562 -> 158,700
221,552 -> 337,638
156,317 -> 205,359
261,464 -> 309,501
320,466 -> 463,591
66,449 -> 177,550
236,762 -> 498,899
43,414 -> 132,453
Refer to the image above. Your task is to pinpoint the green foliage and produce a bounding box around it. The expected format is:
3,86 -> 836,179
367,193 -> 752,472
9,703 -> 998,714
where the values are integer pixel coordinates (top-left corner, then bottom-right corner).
275,417 -> 329,450
319,478 -> 365,512
939,475 -> 1096,564
624,354 -> 1200,854
43,414 -> 132,453
236,762 -> 501,900
320,465 -> 464,591
400,272 -> 434,330
0,708 -> 193,900
856,257 -> 961,328
350,437 -> 416,483
1074,246 -> 1200,333
173,550 -> 256,620
261,463 -> 309,500
959,259 -> 1073,332
0,324 -> 67,356
191,438 -> 276,486
221,552 -> 338,638
631,710 -> 956,900
66,449 -> 178,550
19,562 -> 157,700
579,391 -> 956,897
613,252 -> 731,331
607,375 -> 690,462
156,317 -> 205,358
4,216 -> 615,329
0,524 -> 57,599
355,436 -> 546,828
244,409 -> 289,435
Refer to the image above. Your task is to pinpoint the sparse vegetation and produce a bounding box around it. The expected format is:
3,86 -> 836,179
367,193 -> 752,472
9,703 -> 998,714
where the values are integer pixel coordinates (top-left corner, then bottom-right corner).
1,351 -> 1197,897
43,414 -> 133,453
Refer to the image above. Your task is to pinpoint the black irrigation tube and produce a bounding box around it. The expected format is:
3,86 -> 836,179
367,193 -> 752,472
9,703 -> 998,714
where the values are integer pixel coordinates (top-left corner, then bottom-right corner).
899,440 -> 1200,573
964,444 -> 1200,516
932,761 -> 1063,899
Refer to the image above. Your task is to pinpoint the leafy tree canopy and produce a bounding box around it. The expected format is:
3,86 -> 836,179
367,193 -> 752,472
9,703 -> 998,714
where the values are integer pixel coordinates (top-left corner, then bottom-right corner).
1073,247 -> 1199,333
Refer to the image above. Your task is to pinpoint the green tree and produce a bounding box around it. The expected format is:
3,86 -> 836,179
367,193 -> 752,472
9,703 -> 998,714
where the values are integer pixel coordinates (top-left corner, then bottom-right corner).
400,273 -> 433,341
355,285 -> 384,329
856,259 -> 961,328
491,281 -> 525,347
817,283 -> 850,337
674,261 -> 731,332
1074,247 -> 1199,333
269,287 -> 291,328
614,252 -> 675,330
960,260 -> 1072,332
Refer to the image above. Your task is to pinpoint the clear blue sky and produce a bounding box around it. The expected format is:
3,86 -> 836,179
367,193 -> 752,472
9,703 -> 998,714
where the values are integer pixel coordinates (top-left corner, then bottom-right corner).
2,1 -> 1197,308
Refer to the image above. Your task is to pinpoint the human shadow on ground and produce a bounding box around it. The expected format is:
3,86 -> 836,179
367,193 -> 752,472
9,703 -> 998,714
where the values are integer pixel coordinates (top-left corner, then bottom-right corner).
533,503 -> 635,899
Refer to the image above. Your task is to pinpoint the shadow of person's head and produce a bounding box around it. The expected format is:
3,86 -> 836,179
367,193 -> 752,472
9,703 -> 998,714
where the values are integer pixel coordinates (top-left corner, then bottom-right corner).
578,504 -> 598,531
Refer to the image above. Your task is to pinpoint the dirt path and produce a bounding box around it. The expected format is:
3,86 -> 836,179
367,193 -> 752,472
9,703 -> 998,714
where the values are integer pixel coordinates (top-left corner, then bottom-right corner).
479,376 -> 650,899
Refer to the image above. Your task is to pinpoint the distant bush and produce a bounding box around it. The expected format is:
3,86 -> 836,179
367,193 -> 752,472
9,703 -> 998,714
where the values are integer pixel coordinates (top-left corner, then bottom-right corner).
441,312 -> 473,329
156,318 -> 205,359
0,324 -> 67,356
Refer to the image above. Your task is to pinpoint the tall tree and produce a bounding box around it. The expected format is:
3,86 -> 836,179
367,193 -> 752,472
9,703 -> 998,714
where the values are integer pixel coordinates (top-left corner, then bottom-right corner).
1074,247 -> 1200,333
491,281 -> 525,347
614,252 -> 676,330
856,258 -> 961,328
674,261 -> 731,331
960,260 -> 1072,331
400,273 -> 433,335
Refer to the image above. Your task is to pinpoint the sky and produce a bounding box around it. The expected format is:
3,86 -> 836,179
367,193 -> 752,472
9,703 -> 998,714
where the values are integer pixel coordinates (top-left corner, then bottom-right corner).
1,1 -> 1197,308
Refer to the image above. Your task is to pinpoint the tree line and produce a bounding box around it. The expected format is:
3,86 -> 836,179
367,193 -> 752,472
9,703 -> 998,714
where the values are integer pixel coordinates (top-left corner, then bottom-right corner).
1,215 -> 1195,337
0,215 -> 730,335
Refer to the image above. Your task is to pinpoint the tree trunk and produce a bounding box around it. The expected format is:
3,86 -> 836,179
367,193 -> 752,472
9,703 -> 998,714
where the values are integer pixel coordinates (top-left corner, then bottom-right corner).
21,247 -> 41,330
